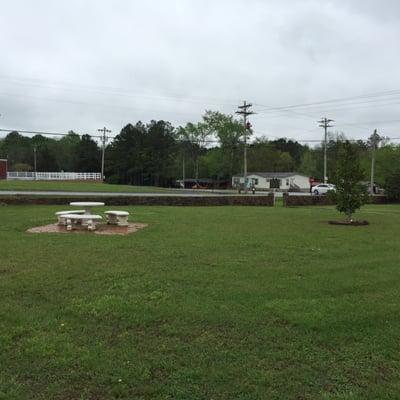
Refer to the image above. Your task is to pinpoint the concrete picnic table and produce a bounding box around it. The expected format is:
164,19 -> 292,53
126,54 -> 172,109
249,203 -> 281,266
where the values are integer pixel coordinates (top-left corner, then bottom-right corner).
69,202 -> 105,227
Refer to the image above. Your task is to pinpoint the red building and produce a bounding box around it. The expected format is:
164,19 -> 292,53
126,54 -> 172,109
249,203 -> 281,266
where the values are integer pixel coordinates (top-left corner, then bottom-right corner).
0,159 -> 7,180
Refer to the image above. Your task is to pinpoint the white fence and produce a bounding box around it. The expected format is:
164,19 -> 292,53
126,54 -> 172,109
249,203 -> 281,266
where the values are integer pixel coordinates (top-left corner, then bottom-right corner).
7,172 -> 102,181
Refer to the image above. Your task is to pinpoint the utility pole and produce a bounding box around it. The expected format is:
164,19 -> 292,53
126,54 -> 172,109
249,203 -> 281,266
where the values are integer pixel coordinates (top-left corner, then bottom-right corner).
182,154 -> 185,189
369,129 -> 380,194
97,126 -> 111,182
236,101 -> 254,193
318,117 -> 334,183
33,146 -> 37,180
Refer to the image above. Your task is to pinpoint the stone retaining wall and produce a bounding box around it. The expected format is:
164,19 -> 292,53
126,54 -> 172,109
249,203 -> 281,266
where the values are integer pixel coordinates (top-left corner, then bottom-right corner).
0,194 -> 275,207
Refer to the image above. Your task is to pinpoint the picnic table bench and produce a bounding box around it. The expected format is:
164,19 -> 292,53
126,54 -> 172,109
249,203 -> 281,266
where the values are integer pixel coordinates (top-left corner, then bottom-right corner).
63,214 -> 103,231
55,210 -> 86,225
104,210 -> 130,226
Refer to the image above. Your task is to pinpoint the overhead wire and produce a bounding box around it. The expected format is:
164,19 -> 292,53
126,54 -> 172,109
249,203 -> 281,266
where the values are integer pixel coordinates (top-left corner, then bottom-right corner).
254,88 -> 400,113
0,75 -> 238,108
1,127 -> 399,145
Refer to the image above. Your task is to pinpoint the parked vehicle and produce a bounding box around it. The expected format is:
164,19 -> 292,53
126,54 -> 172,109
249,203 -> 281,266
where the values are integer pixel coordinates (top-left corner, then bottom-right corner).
312,184 -> 336,195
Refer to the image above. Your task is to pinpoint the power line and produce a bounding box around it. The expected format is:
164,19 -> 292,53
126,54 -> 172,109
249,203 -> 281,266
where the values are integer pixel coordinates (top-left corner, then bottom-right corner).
1,127 -> 399,145
0,128 -> 102,138
0,127 -> 222,144
254,88 -> 400,114
0,75 -> 237,108
4,73 -> 400,123
5,74 -> 400,113
253,102 -> 316,120
0,92 -> 205,119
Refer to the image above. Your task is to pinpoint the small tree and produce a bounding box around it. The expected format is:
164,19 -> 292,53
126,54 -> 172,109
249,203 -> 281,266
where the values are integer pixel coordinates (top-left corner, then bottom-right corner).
332,141 -> 368,222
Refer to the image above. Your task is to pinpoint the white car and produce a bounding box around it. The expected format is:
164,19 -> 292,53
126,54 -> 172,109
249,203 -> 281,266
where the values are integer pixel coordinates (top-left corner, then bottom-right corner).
312,184 -> 336,195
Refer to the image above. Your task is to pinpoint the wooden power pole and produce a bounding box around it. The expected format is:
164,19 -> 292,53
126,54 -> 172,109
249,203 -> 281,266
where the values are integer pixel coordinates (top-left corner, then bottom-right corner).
318,117 -> 334,183
369,129 -> 381,193
236,101 -> 254,193
97,126 -> 111,182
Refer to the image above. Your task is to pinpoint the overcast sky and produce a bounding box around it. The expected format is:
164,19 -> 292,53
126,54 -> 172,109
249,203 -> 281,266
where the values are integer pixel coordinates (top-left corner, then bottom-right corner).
1,0 -> 400,143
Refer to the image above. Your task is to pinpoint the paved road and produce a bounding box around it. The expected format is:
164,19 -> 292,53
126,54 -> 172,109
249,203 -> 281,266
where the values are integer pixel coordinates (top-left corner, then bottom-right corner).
0,190 -> 312,197
0,190 -> 246,197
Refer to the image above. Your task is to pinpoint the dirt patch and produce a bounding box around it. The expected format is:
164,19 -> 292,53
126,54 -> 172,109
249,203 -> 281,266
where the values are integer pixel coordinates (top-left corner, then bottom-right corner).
27,222 -> 148,235
328,220 -> 369,226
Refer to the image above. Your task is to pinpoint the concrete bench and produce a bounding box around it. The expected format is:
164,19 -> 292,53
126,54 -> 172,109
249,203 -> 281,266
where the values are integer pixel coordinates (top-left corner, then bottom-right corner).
56,210 -> 86,225
104,210 -> 129,226
63,214 -> 102,231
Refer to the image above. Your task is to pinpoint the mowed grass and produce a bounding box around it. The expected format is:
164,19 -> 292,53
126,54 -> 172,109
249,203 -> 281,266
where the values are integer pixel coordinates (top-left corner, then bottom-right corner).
1,204 -> 400,399
0,180 -> 172,193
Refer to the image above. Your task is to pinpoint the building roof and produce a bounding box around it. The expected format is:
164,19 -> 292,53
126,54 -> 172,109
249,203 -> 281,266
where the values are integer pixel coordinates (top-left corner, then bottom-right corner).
236,172 -> 306,178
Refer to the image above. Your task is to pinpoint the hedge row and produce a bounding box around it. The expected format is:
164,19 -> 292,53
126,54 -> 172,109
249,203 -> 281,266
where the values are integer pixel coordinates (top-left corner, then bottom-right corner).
0,194 -> 275,207
282,193 -> 392,207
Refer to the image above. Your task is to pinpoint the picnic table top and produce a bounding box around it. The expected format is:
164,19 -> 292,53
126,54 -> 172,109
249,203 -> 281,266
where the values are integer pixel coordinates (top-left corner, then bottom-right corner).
69,202 -> 105,207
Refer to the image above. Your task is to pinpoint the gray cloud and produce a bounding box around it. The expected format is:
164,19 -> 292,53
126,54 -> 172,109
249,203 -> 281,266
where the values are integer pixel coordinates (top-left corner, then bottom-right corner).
1,0 -> 399,143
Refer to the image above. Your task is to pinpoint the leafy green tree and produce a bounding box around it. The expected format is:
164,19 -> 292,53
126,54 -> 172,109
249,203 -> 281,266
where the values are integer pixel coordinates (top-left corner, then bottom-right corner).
106,122 -> 146,184
200,147 -> 223,179
178,122 -> 211,179
31,135 -> 58,171
299,149 -> 318,177
202,110 -> 244,179
384,168 -> 400,201
374,145 -> 400,185
247,138 -> 296,172
1,131 -> 32,169
106,121 -> 177,186
278,152 -> 295,171
332,141 -> 368,222
247,138 -> 276,172
144,120 -> 177,186
270,138 -> 305,165
55,131 -> 81,171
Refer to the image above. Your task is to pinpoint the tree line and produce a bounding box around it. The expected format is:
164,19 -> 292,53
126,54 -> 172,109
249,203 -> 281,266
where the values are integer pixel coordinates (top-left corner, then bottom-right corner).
0,130 -> 100,173
1,110 -> 399,188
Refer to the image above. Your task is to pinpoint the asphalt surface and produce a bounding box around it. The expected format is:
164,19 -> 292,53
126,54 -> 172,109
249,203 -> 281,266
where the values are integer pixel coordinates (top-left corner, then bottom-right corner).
0,190 -> 220,197
0,190 -> 312,197
0,190 -> 242,197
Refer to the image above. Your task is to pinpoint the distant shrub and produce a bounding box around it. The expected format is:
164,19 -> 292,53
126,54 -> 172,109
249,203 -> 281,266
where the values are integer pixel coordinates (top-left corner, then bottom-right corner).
384,169 -> 400,201
11,163 -> 32,172
105,174 -> 120,184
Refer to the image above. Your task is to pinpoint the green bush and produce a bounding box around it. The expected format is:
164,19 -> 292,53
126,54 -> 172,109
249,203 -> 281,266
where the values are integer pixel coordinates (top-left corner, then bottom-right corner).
385,169 -> 400,201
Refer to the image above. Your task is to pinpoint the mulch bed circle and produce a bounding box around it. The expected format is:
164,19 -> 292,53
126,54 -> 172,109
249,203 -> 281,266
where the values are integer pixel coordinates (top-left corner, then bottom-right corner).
328,220 -> 369,226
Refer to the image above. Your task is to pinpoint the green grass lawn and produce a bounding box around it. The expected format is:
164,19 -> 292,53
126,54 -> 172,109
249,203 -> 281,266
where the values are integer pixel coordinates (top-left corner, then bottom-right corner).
1,204 -> 400,399
0,180 -> 172,193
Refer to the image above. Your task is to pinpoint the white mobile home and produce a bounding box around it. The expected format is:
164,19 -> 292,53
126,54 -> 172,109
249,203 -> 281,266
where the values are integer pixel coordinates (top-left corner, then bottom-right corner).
232,172 -> 310,191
